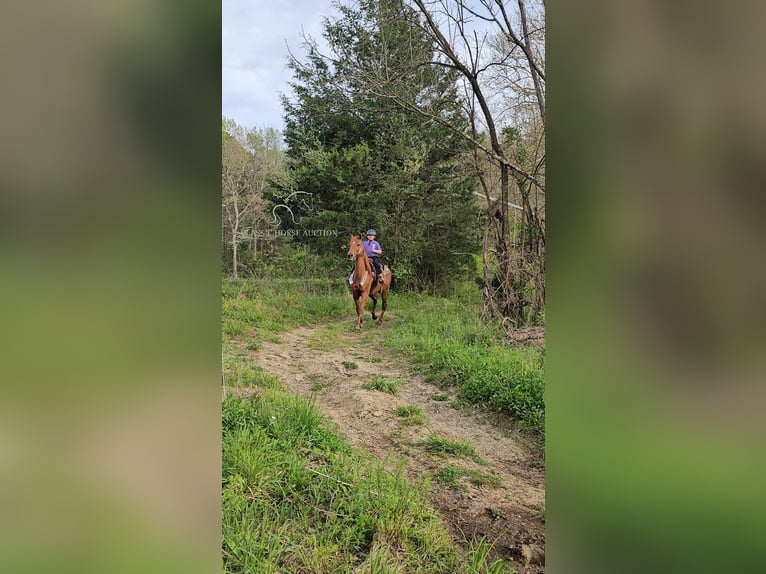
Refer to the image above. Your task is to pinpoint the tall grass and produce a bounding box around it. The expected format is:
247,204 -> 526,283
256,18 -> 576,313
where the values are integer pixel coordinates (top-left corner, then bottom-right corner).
222,277 -> 545,434
222,278 -> 351,346
222,393 -> 515,573
222,278 -> 522,572
381,292 -> 545,434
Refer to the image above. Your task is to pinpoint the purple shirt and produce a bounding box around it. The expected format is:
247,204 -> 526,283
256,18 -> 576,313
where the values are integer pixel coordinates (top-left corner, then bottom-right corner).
363,240 -> 381,258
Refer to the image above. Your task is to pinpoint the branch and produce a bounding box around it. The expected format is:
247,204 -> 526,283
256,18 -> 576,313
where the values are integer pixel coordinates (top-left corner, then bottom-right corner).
364,79 -> 544,191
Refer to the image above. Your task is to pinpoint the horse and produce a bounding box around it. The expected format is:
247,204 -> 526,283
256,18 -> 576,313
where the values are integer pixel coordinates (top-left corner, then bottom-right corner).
346,235 -> 392,330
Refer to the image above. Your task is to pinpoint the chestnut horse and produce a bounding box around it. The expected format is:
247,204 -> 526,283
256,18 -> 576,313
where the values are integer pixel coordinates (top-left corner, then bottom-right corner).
346,235 -> 392,330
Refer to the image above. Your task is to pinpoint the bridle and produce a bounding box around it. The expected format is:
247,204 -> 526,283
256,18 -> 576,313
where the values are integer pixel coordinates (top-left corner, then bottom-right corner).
347,239 -> 365,261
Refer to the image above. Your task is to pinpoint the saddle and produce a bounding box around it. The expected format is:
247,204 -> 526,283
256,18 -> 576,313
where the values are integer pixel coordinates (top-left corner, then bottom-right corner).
348,262 -> 385,288
372,261 -> 385,284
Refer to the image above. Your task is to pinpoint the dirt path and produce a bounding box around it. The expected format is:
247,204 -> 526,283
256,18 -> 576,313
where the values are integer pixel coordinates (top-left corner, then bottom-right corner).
253,322 -> 545,572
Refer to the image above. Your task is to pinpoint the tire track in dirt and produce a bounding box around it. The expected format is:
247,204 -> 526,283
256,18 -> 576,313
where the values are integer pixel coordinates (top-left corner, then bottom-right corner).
254,323 -> 545,572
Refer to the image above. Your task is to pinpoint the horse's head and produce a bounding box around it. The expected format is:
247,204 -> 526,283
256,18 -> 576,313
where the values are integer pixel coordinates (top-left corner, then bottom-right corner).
347,235 -> 364,261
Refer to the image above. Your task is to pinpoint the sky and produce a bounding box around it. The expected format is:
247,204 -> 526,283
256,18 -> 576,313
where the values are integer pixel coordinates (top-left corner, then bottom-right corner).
222,0 -> 338,131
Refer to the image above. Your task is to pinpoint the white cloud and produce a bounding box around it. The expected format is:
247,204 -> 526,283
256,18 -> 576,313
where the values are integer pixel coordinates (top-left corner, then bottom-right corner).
222,0 -> 336,130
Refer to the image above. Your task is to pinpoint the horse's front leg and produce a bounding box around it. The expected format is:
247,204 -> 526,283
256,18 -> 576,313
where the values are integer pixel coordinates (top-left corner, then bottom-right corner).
355,292 -> 368,330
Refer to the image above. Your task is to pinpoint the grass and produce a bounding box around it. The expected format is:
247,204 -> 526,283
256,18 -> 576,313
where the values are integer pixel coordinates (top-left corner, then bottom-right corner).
363,375 -> 401,396
223,393 -> 514,573
381,292 -> 545,435
421,434 -> 483,464
430,392 -> 450,402
394,404 -> 427,426
308,323 -> 348,350
434,464 -> 502,491
308,373 -> 330,393
222,278 -> 351,348
223,276 -> 543,435
221,277 -> 521,573
223,360 -> 280,390
341,360 -> 358,370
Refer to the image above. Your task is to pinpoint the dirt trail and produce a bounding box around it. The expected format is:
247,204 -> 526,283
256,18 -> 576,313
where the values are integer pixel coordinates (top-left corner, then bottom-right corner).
254,322 -> 545,572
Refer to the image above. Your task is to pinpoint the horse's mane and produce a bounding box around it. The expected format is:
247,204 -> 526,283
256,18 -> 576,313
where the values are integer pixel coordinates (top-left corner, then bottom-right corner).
350,235 -> 373,275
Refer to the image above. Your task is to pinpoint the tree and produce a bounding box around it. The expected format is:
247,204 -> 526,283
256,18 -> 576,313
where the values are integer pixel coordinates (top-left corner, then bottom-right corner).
222,118 -> 286,277
281,0 -> 480,290
337,0 -> 545,325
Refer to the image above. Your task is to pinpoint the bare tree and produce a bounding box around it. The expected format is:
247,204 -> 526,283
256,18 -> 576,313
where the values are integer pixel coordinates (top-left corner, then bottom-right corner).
247,127 -> 285,260
222,119 -> 286,277
358,0 -> 546,326
222,130 -> 255,278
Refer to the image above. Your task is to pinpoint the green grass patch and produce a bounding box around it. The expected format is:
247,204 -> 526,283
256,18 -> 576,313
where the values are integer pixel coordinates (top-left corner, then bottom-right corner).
222,278 -> 519,573
363,375 -> 401,396
341,361 -> 358,370
223,360 -> 280,389
430,392 -> 450,402
381,291 -> 544,435
394,404 -> 426,426
222,278 -> 351,344
421,434 -> 482,463
223,393 -> 514,573
434,464 -> 501,491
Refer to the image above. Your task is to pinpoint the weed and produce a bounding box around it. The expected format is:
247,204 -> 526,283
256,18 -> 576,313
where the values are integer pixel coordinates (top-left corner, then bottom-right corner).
394,404 -> 426,426
421,434 -> 482,463
341,360 -> 358,370
363,375 -> 401,396
224,362 -> 280,389
222,278 -> 534,572
429,392 -> 449,401
379,292 -> 544,435
222,393 -> 488,573
434,464 -> 466,489
466,537 -> 516,574
434,464 -> 500,491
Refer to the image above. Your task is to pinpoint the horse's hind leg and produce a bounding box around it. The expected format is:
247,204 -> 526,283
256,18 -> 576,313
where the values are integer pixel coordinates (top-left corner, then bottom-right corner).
376,288 -> 388,325
370,294 -> 378,320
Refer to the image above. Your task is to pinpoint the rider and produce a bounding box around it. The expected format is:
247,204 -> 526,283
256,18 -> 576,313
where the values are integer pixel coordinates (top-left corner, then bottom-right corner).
363,229 -> 384,283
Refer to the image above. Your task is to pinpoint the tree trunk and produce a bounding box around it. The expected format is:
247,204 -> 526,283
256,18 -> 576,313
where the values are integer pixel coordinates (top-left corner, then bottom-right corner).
232,228 -> 239,279
232,214 -> 239,279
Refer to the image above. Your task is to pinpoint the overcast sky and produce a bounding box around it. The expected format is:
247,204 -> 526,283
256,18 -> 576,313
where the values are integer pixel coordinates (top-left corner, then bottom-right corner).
222,0 -> 338,131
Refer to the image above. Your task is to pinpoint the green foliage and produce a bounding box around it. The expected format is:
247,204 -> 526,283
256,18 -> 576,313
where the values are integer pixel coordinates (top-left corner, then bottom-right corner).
381,290 -> 545,434
280,0 -> 480,292
466,538 -> 517,574
363,375 -> 401,396
422,434 -> 479,460
222,276 -> 544,435
434,465 -> 501,491
223,360 -> 280,389
221,278 -> 521,573
394,404 -> 426,425
222,394 -> 513,573
221,277 -> 350,345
